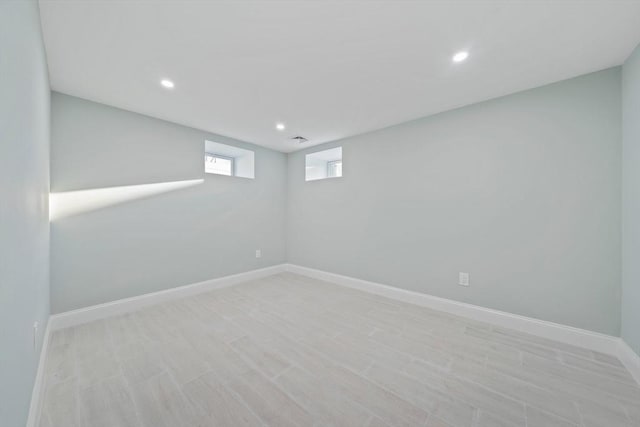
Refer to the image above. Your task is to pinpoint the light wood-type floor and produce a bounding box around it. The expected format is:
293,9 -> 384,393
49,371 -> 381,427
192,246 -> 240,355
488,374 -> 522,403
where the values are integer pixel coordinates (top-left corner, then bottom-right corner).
39,273 -> 640,427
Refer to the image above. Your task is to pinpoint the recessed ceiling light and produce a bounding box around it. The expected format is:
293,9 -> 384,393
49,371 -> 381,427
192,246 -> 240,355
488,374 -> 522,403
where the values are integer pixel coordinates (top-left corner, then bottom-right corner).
276,123 -> 286,131
452,51 -> 469,63
160,79 -> 175,89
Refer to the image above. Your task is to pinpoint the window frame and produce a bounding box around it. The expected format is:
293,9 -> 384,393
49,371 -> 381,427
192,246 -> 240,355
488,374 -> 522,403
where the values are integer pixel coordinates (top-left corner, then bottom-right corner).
327,159 -> 342,178
305,146 -> 343,181
204,152 -> 235,177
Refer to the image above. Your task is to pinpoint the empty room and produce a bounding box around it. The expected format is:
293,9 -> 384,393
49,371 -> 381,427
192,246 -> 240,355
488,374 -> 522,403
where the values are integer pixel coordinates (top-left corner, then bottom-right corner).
3,0 -> 640,426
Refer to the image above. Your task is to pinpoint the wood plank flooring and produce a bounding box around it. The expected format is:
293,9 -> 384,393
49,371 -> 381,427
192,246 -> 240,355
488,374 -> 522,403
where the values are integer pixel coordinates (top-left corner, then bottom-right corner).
39,273 -> 640,427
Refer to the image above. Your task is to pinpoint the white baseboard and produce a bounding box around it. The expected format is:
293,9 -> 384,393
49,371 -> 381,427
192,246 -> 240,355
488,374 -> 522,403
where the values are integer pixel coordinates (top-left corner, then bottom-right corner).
617,339 -> 640,385
49,264 -> 286,330
41,262 -> 640,387
26,318 -> 51,427
284,264 -> 620,356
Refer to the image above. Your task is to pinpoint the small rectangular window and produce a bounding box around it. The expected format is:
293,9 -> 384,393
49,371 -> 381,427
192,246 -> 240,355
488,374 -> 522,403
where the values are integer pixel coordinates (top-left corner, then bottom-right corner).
204,140 -> 255,179
306,147 -> 342,181
205,153 -> 234,176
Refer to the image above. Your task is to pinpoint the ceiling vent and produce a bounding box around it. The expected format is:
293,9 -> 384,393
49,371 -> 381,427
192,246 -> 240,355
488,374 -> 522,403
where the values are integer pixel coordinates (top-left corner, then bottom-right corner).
291,136 -> 308,144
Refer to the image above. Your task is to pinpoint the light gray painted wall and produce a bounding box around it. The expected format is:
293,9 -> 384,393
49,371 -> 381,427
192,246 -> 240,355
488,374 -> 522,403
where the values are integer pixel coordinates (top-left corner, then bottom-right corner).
51,93 -> 287,313
622,43 -> 640,356
287,68 -> 622,335
0,1 -> 51,426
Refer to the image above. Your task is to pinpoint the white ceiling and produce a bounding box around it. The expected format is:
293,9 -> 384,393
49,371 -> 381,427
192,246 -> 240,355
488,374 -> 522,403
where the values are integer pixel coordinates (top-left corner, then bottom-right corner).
39,0 -> 640,153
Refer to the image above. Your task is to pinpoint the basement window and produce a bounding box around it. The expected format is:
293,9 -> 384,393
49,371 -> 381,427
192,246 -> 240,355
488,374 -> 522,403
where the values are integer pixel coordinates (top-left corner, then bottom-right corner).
204,140 -> 255,179
205,153 -> 234,176
306,147 -> 342,181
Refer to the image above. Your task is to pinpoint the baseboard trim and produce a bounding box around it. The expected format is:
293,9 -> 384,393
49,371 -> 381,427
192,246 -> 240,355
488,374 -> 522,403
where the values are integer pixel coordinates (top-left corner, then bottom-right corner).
42,262 -> 640,385
284,264 -> 620,356
618,339 -> 640,384
49,264 -> 287,330
26,317 -> 51,427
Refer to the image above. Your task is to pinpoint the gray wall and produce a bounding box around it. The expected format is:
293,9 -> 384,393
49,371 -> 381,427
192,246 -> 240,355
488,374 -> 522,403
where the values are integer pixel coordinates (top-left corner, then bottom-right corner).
51,93 -> 287,313
0,1 -> 51,426
287,68 -> 622,335
622,43 -> 640,356
45,47 -> 630,340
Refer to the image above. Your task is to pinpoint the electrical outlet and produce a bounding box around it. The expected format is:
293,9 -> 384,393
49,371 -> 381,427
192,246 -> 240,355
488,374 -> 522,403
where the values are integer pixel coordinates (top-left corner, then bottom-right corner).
458,272 -> 470,287
255,249 -> 261,258
33,321 -> 39,349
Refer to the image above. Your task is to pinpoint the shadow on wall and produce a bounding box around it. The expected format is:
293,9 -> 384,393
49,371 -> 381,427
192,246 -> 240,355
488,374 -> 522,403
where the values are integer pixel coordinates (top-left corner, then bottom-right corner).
49,179 -> 204,221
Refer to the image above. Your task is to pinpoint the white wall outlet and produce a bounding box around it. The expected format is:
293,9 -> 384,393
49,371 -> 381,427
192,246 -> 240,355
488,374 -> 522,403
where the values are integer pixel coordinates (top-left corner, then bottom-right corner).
255,249 -> 261,258
458,272 -> 470,286
33,321 -> 39,349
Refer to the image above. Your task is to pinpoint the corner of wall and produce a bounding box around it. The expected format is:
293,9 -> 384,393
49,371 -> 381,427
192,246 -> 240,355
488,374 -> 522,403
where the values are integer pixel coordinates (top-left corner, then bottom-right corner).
621,41 -> 640,359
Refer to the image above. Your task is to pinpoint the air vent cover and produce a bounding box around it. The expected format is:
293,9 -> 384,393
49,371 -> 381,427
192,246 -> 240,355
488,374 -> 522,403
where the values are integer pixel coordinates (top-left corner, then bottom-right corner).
291,136 -> 308,144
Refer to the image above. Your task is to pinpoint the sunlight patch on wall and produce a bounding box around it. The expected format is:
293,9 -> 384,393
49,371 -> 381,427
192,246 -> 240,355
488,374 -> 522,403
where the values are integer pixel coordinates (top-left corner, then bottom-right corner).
49,179 -> 204,221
